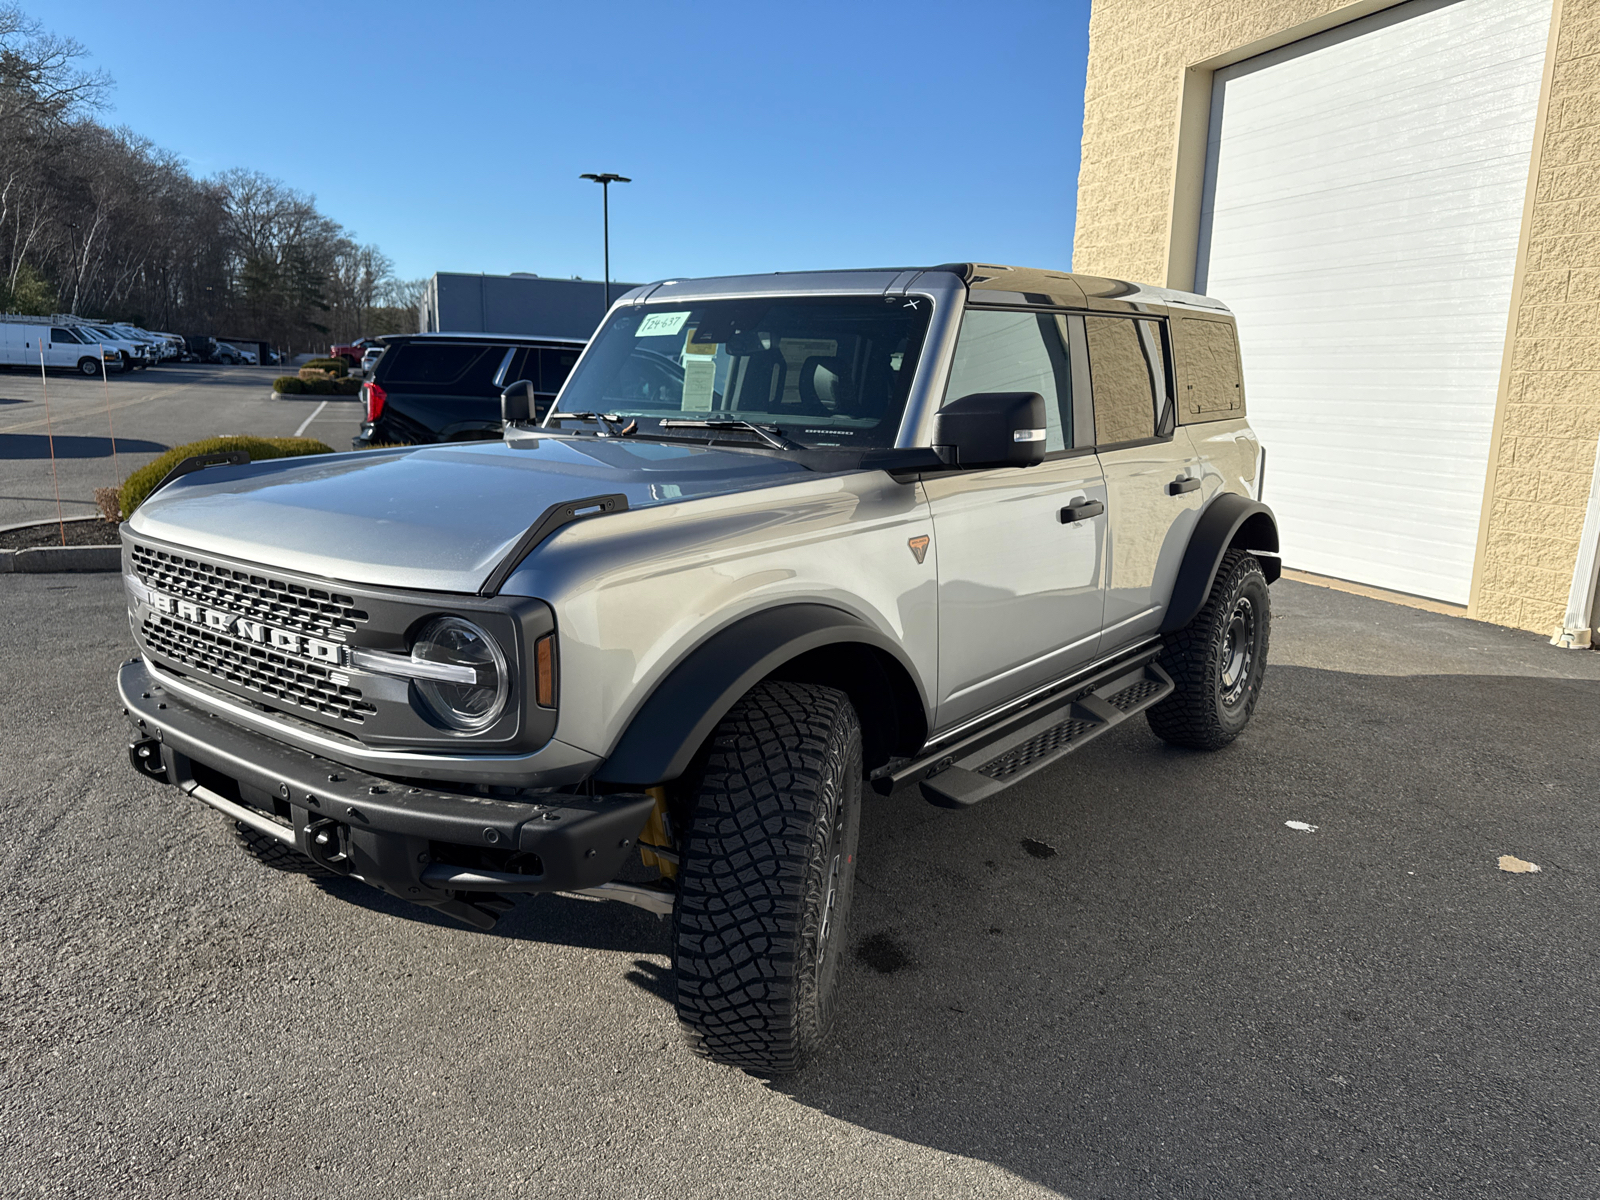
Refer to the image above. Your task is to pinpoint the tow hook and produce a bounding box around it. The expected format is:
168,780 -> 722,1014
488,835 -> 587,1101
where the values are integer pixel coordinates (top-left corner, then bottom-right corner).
128,737 -> 167,781
303,818 -> 354,876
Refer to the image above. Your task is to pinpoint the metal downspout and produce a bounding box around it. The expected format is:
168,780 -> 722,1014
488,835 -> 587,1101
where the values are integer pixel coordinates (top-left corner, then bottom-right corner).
1552,428 -> 1600,649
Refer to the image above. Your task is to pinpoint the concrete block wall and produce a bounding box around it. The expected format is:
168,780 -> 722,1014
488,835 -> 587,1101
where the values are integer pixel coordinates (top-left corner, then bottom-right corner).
1074,0 -> 1600,636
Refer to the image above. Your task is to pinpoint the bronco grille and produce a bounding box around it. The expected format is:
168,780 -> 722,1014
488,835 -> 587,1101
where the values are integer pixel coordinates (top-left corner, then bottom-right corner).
141,613 -> 376,723
129,542 -> 367,637
130,542 -> 376,725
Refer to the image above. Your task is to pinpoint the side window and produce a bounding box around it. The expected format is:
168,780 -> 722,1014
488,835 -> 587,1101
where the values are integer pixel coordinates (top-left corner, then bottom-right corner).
51,327 -> 79,343
1178,318 -> 1243,417
942,308 -> 1072,452
541,347 -> 580,393
1086,316 -> 1168,446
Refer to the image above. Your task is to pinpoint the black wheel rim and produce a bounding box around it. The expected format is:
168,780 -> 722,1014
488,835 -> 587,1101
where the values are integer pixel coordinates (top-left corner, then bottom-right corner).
1219,596 -> 1256,708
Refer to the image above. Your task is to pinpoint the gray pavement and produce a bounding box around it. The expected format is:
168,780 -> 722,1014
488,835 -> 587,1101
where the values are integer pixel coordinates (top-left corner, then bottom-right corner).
0,365 -> 363,529
2,575 -> 1598,1199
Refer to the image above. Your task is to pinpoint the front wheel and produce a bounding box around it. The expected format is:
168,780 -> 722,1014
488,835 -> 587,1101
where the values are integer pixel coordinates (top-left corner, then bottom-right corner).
673,680 -> 862,1074
1146,549 -> 1270,750
78,357 -> 100,377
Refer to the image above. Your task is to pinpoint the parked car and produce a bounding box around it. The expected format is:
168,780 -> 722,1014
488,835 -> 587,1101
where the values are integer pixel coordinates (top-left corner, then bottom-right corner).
106,324 -> 167,363
115,263 -> 1277,1075
358,346 -> 384,376
215,342 -> 244,365
330,336 -> 384,368
352,332 -> 585,448
0,318 -> 122,374
73,323 -> 149,371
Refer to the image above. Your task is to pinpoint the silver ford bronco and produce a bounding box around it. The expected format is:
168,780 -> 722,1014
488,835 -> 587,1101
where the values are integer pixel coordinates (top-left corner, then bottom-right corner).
117,264 -> 1277,1073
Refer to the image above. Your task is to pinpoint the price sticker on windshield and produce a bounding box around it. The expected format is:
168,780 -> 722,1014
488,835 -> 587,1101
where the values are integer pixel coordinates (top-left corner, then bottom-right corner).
635,311 -> 690,338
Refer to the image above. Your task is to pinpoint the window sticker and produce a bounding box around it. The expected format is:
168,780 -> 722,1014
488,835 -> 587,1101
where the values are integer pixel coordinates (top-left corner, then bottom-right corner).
636,311 -> 690,338
682,357 -> 717,410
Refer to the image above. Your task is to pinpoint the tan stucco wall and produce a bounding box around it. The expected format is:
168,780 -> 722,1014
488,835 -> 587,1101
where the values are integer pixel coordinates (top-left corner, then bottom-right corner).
1074,0 -> 1393,286
1074,0 -> 1600,635
1473,0 -> 1600,635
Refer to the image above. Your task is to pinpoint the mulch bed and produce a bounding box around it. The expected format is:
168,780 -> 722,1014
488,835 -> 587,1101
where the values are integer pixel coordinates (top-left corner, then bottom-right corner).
0,519 -> 121,550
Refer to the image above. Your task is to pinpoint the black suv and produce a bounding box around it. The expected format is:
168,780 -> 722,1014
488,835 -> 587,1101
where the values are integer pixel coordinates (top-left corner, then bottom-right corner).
353,333 -> 585,448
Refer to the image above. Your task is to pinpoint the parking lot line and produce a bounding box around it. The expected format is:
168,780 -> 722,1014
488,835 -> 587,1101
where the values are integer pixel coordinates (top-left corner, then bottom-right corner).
294,400 -> 329,438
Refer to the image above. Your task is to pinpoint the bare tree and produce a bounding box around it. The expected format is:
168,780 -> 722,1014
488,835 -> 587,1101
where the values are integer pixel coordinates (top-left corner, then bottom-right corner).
0,7 -> 407,353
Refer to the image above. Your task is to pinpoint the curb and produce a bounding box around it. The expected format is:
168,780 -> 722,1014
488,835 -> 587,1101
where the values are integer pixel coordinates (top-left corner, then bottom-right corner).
0,545 -> 121,573
0,515 -> 103,536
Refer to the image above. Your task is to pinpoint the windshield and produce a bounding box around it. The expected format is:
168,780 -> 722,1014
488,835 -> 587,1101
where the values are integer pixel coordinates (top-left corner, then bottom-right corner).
549,295 -> 931,449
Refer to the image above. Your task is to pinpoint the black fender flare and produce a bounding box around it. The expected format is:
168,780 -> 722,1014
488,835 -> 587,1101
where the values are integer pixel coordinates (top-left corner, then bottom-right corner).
1160,493 -> 1280,634
594,603 -> 928,786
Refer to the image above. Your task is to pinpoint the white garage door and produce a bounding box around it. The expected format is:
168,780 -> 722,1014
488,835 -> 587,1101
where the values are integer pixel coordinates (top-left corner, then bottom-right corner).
1195,0 -> 1551,603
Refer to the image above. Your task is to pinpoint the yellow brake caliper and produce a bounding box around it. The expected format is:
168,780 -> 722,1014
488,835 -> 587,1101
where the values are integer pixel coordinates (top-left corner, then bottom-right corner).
638,785 -> 677,880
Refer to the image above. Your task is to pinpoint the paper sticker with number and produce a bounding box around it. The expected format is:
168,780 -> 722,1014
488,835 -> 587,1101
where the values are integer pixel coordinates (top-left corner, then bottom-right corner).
636,311 -> 690,338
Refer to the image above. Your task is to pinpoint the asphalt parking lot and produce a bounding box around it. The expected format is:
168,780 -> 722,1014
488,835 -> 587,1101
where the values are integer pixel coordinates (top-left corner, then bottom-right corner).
0,365 -> 363,529
2,572 -> 1598,1199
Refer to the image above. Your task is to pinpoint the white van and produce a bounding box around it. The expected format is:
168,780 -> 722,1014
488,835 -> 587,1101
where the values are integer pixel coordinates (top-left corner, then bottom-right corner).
0,320 -> 121,375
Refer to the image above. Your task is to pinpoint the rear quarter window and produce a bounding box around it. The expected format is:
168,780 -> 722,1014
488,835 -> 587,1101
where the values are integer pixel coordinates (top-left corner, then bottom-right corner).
379,344 -> 500,390
1176,318 -> 1244,420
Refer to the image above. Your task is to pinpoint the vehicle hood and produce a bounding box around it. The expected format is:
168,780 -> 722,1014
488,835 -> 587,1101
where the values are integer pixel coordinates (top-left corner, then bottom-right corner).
126,434 -> 815,592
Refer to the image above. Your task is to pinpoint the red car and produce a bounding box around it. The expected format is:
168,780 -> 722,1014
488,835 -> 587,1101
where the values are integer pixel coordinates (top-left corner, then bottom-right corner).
329,337 -> 384,367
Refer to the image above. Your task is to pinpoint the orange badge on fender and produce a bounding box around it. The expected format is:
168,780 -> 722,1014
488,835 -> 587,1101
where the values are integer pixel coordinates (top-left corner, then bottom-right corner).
907,535 -> 930,565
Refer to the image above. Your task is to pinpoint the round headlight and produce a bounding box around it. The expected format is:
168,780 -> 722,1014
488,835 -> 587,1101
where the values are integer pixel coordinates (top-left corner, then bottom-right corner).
410,616 -> 509,732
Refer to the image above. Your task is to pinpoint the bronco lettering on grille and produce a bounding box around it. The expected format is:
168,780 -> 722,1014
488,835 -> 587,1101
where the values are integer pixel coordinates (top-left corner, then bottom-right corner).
146,586 -> 341,664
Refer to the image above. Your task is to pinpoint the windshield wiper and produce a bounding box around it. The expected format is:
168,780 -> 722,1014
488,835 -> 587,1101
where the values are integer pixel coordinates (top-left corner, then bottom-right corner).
546,411 -> 637,437
658,418 -> 796,451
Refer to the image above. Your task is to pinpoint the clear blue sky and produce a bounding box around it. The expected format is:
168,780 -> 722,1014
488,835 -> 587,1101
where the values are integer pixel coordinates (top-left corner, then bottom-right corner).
50,0 -> 1090,285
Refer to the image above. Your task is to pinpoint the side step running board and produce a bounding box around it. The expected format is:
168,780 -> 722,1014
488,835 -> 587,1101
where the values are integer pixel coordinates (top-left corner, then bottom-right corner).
914,661 -> 1174,809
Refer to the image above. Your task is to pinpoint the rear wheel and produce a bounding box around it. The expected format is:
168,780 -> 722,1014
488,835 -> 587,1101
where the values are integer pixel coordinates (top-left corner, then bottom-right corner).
673,680 -> 862,1074
1146,549 -> 1270,750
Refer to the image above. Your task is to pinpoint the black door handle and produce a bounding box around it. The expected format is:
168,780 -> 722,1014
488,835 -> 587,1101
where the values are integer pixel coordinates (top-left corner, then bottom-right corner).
1168,477 -> 1200,495
1059,499 -> 1104,523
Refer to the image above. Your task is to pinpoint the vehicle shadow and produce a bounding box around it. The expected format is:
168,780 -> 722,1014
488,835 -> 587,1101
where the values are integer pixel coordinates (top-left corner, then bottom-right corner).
309,871 -> 673,960
0,433 -> 167,459
760,665 -> 1600,1196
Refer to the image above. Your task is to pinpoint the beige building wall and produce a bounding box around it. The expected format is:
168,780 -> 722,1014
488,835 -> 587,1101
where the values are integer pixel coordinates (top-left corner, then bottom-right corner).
1074,0 -> 1600,636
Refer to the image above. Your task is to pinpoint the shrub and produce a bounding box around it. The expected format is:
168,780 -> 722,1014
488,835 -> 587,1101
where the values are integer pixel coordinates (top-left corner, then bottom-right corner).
335,376 -> 362,395
303,357 -> 347,377
307,377 -> 335,395
94,486 -> 121,524
119,435 -> 335,519
273,376 -> 307,394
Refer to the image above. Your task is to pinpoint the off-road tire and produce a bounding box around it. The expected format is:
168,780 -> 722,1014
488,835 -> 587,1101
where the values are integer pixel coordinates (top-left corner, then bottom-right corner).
673,680 -> 862,1075
232,821 -> 332,876
1146,549 -> 1270,751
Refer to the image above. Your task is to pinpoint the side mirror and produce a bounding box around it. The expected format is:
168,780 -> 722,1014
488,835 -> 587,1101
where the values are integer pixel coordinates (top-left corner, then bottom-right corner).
501,379 -> 537,425
931,391 -> 1047,469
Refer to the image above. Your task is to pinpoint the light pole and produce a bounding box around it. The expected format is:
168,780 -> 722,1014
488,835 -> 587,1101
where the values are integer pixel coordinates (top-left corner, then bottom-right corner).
579,173 -> 631,309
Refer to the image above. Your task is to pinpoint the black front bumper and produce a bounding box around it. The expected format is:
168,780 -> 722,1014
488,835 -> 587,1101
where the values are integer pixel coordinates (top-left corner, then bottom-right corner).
119,659 -> 654,926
